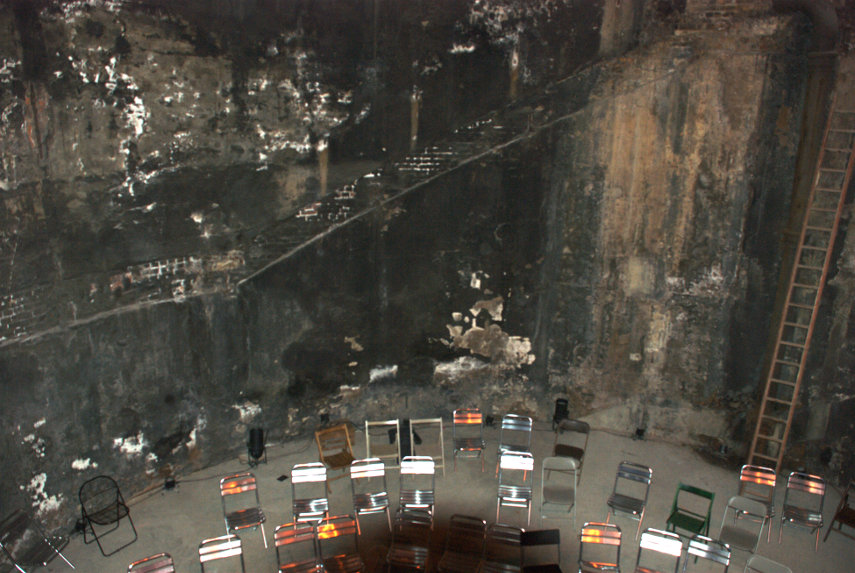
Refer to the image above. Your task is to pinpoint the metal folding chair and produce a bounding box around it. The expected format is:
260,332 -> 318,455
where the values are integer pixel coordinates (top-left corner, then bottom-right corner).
824,479 -> 855,543
386,509 -> 432,572
409,417 -> 446,476
127,552 -> 174,572
79,475 -> 138,557
198,534 -> 245,573
292,462 -> 330,524
778,471 -> 825,551
578,522 -> 621,573
743,555 -> 791,573
737,465 -> 776,543
437,514 -> 487,573
349,457 -> 392,532
399,455 -> 436,520
274,521 -> 323,573
0,509 -> 74,571
452,408 -> 486,471
634,528 -> 682,573
496,414 -> 533,475
606,461 -> 653,539
219,472 -> 267,549
718,496 -> 767,555
540,456 -> 578,524
365,419 -> 402,469
482,523 -> 522,573
496,450 -> 534,526
553,419 -> 589,481
317,515 -> 365,573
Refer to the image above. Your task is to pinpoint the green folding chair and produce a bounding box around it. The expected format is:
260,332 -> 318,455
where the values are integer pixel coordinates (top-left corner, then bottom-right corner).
665,483 -> 714,538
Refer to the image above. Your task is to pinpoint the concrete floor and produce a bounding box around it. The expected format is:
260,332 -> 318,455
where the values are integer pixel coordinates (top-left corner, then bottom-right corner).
33,420 -> 853,572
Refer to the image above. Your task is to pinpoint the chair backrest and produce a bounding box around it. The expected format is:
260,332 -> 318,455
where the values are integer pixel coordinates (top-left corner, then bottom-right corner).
738,464 -> 776,508
824,479 -> 855,542
409,417 -> 446,476
498,451 -> 534,493
668,483 -> 715,536
612,461 -> 653,503
365,418 -> 402,468
387,509 -> 432,570
684,534 -> 730,571
315,423 -> 355,470
399,455 -> 436,512
521,528 -> 561,570
783,471 -> 825,514
127,552 -> 175,573
291,462 -> 330,522
219,472 -> 261,510
350,457 -> 390,515
744,555 -> 792,573
444,514 -> 487,554
635,528 -> 682,573
453,408 -> 483,436
578,522 -> 621,570
553,419 -> 590,462
484,523 -> 522,571
498,414 -> 533,451
79,475 -> 125,517
274,522 -> 321,572
198,534 -> 245,572
317,515 -> 360,559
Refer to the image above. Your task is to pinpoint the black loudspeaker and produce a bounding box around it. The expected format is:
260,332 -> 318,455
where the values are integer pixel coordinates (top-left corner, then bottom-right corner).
247,428 -> 266,467
552,398 -> 569,430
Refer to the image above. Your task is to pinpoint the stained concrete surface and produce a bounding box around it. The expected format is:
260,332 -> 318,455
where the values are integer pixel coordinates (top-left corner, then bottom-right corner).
36,421 -> 852,572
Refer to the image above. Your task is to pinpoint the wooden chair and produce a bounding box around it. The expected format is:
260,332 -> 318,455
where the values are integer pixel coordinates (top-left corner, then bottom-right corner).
315,423 -> 356,491
823,480 -> 855,543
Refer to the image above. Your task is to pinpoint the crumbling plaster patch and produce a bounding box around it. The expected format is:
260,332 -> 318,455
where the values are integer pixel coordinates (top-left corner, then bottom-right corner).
21,473 -> 64,518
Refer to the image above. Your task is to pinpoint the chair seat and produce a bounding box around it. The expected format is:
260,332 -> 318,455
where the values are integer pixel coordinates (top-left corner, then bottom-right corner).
12,537 -> 68,568
279,558 -> 324,573
482,561 -> 522,573
720,524 -> 760,551
354,492 -> 390,512
553,444 -> 584,460
579,561 -> 618,572
523,567 -> 562,573
543,485 -> 574,504
86,502 -> 131,526
608,493 -> 644,516
782,506 -> 823,527
325,452 -> 355,468
499,485 -> 533,502
438,551 -> 482,572
323,553 -> 365,573
835,506 -> 855,528
454,438 -> 485,451
667,511 -> 705,533
635,568 -> 670,573
500,442 -> 531,453
387,544 -> 429,569
294,498 -> 329,515
400,490 -> 435,507
226,507 -> 266,530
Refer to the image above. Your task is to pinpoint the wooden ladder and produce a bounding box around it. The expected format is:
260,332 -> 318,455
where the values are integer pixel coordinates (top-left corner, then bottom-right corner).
747,100 -> 855,472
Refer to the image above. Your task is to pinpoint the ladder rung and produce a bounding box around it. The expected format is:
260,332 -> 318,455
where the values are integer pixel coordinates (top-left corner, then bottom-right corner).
770,376 -> 798,386
751,452 -> 778,462
815,187 -> 842,192
765,397 -> 794,405
782,320 -> 809,329
829,128 -> 855,133
803,225 -> 833,232
798,245 -> 827,252
809,206 -> 837,213
778,340 -> 806,349
790,282 -> 818,289
819,167 -> 848,173
756,433 -> 785,443
774,357 -> 801,366
796,263 -> 824,271
824,147 -> 853,152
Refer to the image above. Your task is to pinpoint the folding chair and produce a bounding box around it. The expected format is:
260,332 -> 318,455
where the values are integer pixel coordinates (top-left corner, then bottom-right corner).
349,457 -> 392,532
743,555 -> 791,573
553,420 -> 589,481
634,528 -> 682,573
198,534 -> 245,573
409,417 -> 446,476
578,522 -> 621,573
737,465 -> 776,543
437,514 -> 487,572
386,509 -> 432,572
606,461 -> 653,539
317,515 -> 365,573
496,414 -> 533,475
497,450 -> 534,526
292,462 -> 330,524
665,484 -> 714,538
219,472 -> 267,549
681,535 -> 730,572
127,552 -> 174,572
521,528 -> 561,573
274,521 -> 323,573
452,408 -> 486,471
399,455 -> 436,520
482,523 -> 522,573
718,496 -> 767,555
540,456 -> 578,524
0,509 -> 75,571
315,423 -> 356,491
778,471 -> 825,551
823,479 -> 855,542
79,475 -> 138,557
365,419 -> 402,469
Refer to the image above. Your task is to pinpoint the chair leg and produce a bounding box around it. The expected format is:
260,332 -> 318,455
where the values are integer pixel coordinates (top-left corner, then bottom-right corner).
260,522 -> 268,549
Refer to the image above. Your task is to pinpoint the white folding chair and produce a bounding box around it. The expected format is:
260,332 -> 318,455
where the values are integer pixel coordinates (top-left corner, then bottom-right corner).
292,462 -> 330,524
365,419 -> 402,469
409,417 -> 446,476
496,450 -> 534,527
198,534 -> 245,573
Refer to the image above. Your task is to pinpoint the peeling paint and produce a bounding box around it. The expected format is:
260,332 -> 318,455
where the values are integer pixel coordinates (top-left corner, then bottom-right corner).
470,296 -> 504,321
33,418 -> 46,428
232,401 -> 262,423
344,336 -> 364,352
22,473 -> 64,518
71,457 -> 98,471
112,431 -> 146,458
369,364 -> 398,383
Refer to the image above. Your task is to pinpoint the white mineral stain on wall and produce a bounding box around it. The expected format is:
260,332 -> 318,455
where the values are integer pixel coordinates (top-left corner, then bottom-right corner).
33,418 -> 46,428
71,457 -> 98,471
232,401 -> 262,423
344,336 -> 364,352
369,365 -> 398,383
22,433 -> 46,457
22,473 -> 64,517
689,263 -> 725,296
112,431 -> 146,458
